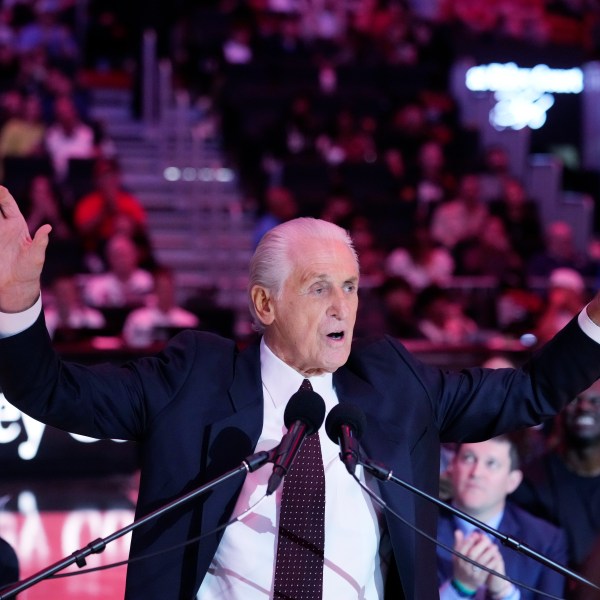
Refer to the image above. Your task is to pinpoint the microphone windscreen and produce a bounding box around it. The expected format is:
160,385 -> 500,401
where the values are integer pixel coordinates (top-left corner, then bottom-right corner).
325,403 -> 366,442
284,389 -> 326,434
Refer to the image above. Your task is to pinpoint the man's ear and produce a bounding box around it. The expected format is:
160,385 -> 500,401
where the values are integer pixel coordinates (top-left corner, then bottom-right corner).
506,469 -> 523,495
251,285 -> 275,326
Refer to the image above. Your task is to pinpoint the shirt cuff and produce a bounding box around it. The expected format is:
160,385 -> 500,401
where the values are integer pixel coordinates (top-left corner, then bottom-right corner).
0,296 -> 42,338
439,579 -> 464,600
503,585 -> 520,600
490,584 -> 520,600
578,305 -> 600,345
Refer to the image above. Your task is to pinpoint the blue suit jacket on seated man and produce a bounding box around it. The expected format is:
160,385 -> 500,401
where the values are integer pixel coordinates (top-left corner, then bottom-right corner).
437,502 -> 568,599
1,187 -> 600,599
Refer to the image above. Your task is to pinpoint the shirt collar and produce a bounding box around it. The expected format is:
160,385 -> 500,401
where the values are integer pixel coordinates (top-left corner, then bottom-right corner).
260,337 -> 333,408
452,505 -> 504,536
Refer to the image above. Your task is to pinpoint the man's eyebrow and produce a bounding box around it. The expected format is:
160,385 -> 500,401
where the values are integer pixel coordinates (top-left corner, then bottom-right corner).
305,274 -> 359,284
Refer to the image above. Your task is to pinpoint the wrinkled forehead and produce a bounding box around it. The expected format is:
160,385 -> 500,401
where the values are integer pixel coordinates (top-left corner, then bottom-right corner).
287,237 -> 358,275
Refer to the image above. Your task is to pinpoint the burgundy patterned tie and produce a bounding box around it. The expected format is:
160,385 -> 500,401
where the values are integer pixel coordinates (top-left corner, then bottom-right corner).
273,379 -> 325,599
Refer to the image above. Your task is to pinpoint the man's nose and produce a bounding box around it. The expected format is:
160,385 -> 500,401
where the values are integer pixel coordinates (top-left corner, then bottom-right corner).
469,460 -> 484,477
329,289 -> 350,319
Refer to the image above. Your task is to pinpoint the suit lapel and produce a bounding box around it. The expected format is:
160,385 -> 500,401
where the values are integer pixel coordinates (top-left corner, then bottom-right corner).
333,367 -> 417,598
193,340 -> 266,593
229,339 -> 263,413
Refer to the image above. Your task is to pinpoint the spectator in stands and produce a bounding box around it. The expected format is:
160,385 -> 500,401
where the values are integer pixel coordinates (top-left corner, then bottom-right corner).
416,284 -> 479,344
489,177 -> 545,263
45,94 -> 96,181
73,157 -> 148,270
23,173 -> 84,286
122,267 -> 199,348
348,215 -> 387,289
478,145 -> 511,202
360,275 -> 423,339
430,172 -> 489,251
374,1 -> 429,67
83,3 -> 136,72
453,215 -> 523,284
385,224 -> 454,291
494,276 -> 545,339
44,273 -> 106,341
0,88 -> 22,130
355,240 -> 387,289
253,185 -> 298,248
258,12 -> 310,64
0,41 -> 19,93
0,92 -> 45,167
319,188 -> 357,230
317,106 -> 377,166
15,2 -> 78,74
39,65 -> 91,124
534,267 -> 589,344
512,378 -> 600,572
266,92 -> 323,162
222,18 -> 254,65
527,220 -> 592,280
438,436 -> 567,600
25,174 -> 73,241
408,139 -> 456,225
300,0 -> 346,46
83,233 -> 153,310
380,102 -> 430,160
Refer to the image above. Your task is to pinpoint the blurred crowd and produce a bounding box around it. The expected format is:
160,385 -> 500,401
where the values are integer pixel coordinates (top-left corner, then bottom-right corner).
0,0 -> 217,348
190,0 -> 600,349
0,0 -> 598,352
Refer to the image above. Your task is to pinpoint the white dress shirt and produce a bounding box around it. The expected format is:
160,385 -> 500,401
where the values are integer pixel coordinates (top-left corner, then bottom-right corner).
198,339 -> 389,599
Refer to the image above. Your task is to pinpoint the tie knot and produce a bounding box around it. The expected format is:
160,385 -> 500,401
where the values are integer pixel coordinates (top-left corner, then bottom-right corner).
300,378 -> 313,391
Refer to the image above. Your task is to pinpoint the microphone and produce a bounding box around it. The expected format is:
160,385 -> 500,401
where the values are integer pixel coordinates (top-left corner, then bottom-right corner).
325,403 -> 366,474
266,387 -> 326,495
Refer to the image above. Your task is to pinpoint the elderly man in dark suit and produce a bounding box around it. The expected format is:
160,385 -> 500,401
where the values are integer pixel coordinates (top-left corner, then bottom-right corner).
1,186 -> 600,599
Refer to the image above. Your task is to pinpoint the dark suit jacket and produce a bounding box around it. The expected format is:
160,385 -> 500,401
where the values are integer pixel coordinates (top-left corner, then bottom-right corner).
0,537 -> 18,589
1,313 -> 600,599
437,501 -> 567,599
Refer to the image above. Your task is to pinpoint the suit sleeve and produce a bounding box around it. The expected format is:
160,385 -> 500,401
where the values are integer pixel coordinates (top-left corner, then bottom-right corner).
0,311 -> 234,441
380,315 -> 600,443
536,526 -> 568,598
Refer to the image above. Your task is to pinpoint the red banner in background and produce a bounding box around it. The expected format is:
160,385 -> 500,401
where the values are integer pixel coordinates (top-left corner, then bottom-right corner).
0,485 -> 135,600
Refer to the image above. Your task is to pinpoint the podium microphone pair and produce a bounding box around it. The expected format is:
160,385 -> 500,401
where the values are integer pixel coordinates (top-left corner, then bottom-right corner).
266,387 -> 364,495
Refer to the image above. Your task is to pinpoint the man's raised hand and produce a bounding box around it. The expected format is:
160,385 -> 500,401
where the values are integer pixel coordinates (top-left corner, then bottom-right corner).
0,186 -> 51,312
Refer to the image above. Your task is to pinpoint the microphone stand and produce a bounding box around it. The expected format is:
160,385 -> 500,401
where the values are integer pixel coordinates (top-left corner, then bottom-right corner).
0,451 -> 272,600
360,456 -> 600,592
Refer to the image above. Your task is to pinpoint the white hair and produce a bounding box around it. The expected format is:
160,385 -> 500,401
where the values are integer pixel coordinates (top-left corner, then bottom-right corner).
248,218 -> 358,332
